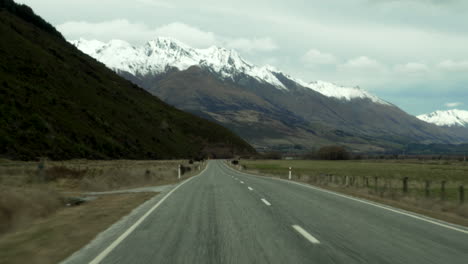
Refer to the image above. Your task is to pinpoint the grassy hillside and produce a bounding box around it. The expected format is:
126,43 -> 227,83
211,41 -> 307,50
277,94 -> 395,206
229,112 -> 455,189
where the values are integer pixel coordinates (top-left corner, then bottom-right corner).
0,0 -> 255,160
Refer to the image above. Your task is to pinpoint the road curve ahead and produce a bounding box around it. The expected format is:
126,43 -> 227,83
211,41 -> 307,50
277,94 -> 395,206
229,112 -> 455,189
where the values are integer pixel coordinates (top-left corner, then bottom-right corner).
91,160 -> 468,264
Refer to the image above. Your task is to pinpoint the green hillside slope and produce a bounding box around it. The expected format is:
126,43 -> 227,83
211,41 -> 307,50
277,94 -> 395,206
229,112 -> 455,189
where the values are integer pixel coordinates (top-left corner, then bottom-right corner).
0,0 -> 255,160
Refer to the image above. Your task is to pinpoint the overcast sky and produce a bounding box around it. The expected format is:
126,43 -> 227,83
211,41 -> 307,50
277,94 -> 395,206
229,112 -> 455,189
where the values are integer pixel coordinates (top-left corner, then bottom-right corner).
19,0 -> 468,115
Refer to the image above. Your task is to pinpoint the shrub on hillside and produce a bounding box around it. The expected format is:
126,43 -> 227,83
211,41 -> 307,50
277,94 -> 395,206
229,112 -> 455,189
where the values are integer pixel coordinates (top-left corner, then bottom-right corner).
262,151 -> 282,160
317,146 -> 350,160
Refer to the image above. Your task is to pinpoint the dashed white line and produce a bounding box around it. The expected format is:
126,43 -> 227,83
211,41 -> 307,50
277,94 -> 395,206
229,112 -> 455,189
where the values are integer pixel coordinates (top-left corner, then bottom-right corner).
292,225 -> 320,244
248,187 -> 253,191
261,198 -> 271,206
240,181 -> 244,184
222,163 -> 468,235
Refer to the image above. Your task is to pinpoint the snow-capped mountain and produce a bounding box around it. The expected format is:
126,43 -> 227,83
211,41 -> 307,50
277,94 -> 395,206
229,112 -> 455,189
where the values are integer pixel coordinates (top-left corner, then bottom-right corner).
417,109 -> 468,127
71,37 -> 387,104
71,36 -> 467,152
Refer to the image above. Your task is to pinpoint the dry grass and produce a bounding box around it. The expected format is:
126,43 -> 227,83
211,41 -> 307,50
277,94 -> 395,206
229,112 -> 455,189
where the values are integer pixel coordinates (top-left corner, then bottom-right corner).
0,187 -> 62,234
0,159 -> 202,192
0,159 -> 203,237
0,192 -> 155,264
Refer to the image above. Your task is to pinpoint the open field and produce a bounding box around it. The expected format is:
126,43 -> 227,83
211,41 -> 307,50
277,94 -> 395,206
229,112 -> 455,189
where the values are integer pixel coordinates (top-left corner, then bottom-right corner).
238,159 -> 468,224
0,159 -> 202,191
0,192 -> 154,264
0,159 -> 203,264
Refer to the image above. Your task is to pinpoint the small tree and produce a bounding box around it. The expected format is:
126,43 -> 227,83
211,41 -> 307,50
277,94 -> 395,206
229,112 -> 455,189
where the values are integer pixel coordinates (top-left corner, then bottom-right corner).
317,146 -> 350,160
262,151 -> 282,160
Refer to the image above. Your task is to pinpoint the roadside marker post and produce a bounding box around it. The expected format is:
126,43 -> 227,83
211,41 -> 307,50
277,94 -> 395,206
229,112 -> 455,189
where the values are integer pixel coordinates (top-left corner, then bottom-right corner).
178,164 -> 181,180
289,167 -> 292,180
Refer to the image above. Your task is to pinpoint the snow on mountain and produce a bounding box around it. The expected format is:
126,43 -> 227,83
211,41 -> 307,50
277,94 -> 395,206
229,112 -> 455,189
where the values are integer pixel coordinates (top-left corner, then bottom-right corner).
417,109 -> 468,127
71,37 -> 387,104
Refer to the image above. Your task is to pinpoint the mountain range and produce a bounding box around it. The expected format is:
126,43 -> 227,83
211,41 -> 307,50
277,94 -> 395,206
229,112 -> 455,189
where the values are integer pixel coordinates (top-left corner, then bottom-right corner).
0,0 -> 254,160
72,37 -> 468,153
418,109 -> 468,128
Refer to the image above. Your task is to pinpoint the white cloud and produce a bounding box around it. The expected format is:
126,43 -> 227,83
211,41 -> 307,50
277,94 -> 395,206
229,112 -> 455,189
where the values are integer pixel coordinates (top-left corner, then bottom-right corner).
301,49 -> 337,65
225,37 -> 278,53
339,56 -> 385,71
57,19 -> 156,44
154,22 -> 217,48
437,60 -> 468,71
445,102 -> 463,108
57,19 -> 278,53
136,0 -> 175,8
394,62 -> 429,74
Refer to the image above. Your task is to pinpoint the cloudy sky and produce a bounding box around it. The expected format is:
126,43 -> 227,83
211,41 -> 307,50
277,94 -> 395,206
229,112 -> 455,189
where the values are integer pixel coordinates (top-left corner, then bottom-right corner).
20,0 -> 468,115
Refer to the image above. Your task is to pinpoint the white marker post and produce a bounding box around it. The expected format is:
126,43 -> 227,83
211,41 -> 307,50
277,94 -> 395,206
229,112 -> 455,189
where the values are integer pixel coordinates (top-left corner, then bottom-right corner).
178,164 -> 181,180
289,167 -> 292,180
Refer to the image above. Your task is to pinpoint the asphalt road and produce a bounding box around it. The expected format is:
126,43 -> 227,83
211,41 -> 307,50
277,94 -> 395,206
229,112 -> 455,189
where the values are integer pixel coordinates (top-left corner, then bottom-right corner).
89,160 -> 468,264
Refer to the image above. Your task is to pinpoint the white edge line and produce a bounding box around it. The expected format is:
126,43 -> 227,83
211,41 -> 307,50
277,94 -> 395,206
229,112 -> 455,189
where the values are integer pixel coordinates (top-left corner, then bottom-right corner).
292,225 -> 320,244
261,198 -> 271,206
248,187 -> 254,191
89,163 -> 209,264
221,162 -> 468,235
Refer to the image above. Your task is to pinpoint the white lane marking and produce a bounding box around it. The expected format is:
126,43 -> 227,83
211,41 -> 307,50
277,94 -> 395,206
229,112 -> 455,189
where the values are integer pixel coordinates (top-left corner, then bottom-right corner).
261,198 -> 271,206
240,181 -> 244,184
248,187 -> 254,191
292,225 -> 320,244
284,180 -> 468,235
89,165 -> 208,264
220,162 -> 468,235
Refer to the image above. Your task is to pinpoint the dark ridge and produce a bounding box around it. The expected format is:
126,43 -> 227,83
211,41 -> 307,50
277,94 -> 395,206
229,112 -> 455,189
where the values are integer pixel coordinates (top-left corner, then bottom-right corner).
0,0 -> 255,160
0,0 -> 63,39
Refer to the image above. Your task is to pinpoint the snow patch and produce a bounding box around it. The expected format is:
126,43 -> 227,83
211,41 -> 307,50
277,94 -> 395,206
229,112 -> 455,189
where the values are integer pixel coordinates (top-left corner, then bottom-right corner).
72,37 -> 388,103
417,109 -> 468,127
72,37 -> 287,90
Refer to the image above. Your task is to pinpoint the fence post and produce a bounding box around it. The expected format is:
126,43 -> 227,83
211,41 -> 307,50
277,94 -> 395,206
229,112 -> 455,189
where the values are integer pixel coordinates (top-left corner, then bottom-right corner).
345,176 -> 349,186
425,180 -> 430,198
374,177 -> 378,192
178,164 -> 181,180
459,185 -> 465,204
441,181 -> 446,200
402,177 -> 409,194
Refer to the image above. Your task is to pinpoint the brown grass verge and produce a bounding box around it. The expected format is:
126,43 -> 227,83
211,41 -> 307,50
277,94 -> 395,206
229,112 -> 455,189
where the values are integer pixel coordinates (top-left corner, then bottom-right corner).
0,192 -> 155,264
0,187 -> 63,235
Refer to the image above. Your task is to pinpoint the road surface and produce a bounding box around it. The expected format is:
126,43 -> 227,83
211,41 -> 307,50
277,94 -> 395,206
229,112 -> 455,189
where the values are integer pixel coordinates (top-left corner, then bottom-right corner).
81,160 -> 468,263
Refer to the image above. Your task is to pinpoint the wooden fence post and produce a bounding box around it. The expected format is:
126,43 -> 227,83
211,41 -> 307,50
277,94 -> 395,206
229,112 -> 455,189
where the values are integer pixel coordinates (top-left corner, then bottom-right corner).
402,177 -> 409,194
441,181 -> 446,200
425,180 -> 430,198
459,185 -> 465,204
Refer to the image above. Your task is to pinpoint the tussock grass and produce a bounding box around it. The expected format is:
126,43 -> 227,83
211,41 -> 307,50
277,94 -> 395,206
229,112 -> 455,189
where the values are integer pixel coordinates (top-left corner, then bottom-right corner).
0,187 -> 62,234
0,192 -> 155,264
0,159 -> 203,237
0,159 -> 200,191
